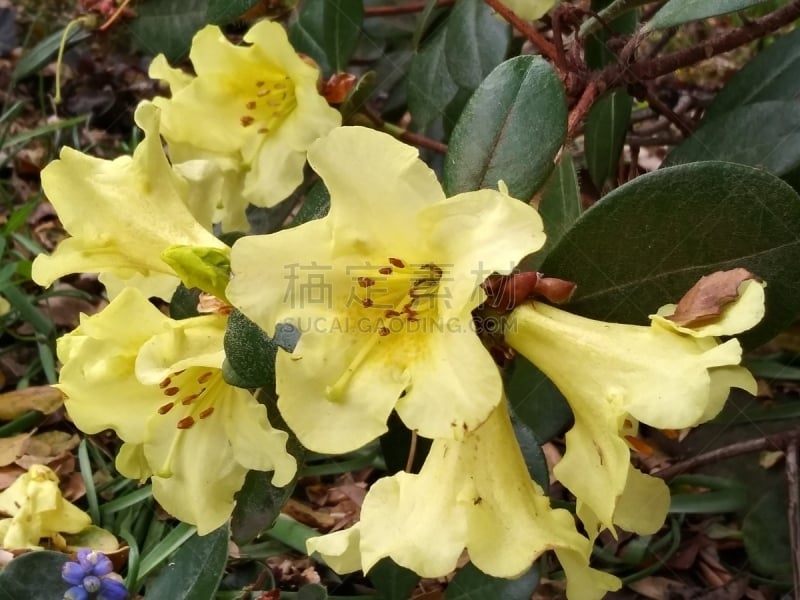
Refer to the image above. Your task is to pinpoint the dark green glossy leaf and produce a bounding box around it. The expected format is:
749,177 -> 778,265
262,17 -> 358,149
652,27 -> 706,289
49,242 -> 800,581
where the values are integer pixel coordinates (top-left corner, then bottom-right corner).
323,0 -> 364,71
369,558 -> 420,600
668,475 -> 748,514
506,356 -> 572,443
289,1 -> 332,74
540,161 -> 800,349
445,562 -> 539,599
129,0 -> 208,61
170,284 -> 201,320
297,583 -> 328,600
443,56 -> 567,198
147,525 -> 229,600
292,181 -> 331,226
206,0 -> 261,24
444,0 -> 509,90
705,28 -> 800,120
12,25 -> 91,81
340,71 -> 377,122
223,309 -> 278,389
585,0 -> 637,70
664,101 -> 800,178
512,418 -> 549,489
523,154 -> 581,271
646,0 -> 773,31
408,25 -> 459,128
742,487 -> 793,580
585,89 -> 633,189
0,551 -> 69,599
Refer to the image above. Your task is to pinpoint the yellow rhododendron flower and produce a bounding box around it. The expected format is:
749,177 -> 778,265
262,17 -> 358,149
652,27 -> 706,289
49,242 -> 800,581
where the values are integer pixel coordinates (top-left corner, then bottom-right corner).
227,126 -> 546,453
504,279 -> 765,534
31,102 -> 227,301
503,0 -> 560,20
57,287 -> 296,534
307,402 -> 620,600
150,21 -> 342,214
0,464 -> 91,550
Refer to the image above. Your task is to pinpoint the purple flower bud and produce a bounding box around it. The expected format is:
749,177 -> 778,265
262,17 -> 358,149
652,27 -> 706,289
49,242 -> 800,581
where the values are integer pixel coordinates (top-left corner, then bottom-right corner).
62,562 -> 87,586
98,577 -> 129,600
62,549 -> 129,600
64,586 -> 89,600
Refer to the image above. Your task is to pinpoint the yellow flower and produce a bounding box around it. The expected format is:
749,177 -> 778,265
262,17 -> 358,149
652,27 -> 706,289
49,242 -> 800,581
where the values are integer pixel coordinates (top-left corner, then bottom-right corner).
227,126 -> 546,453
0,465 -> 91,550
504,279 -> 765,534
57,287 -> 296,534
307,402 -> 620,600
502,0 -> 560,20
31,102 -> 227,301
150,21 -> 342,213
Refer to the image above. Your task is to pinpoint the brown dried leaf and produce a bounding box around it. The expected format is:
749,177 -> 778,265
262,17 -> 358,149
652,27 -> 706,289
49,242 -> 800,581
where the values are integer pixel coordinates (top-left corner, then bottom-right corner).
0,385 -> 64,420
0,433 -> 30,467
666,268 -> 759,327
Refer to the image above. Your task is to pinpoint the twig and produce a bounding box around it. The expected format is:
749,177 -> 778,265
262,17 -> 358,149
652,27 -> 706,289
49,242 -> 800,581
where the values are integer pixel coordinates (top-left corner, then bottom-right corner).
98,0 -> 132,31
405,430 -> 418,473
364,108 -> 448,154
655,427 -> 800,481
482,0 -> 559,62
364,0 -> 456,17
579,0 -> 660,38
640,85 -> 693,136
787,440 -> 800,599
567,80 -> 601,140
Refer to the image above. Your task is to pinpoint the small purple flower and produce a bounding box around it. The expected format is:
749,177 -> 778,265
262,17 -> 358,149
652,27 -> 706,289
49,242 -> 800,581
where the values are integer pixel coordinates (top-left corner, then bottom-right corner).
62,549 -> 129,600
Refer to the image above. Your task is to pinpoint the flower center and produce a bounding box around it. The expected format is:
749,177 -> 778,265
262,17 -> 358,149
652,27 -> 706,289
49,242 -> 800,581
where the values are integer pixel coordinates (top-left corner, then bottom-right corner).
326,258 -> 445,401
239,76 -> 297,135
154,368 -> 223,477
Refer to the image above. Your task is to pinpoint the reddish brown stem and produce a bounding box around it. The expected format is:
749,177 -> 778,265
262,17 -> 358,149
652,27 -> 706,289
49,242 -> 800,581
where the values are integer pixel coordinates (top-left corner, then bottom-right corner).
396,128 -> 448,154
567,80 -> 601,140
364,0 -> 456,17
482,0 -> 559,62
787,440 -> 800,597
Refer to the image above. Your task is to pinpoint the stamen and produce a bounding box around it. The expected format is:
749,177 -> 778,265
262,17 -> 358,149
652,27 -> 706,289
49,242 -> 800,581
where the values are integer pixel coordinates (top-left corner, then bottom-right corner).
158,402 -> 174,415
378,327 -> 390,336
245,101 -> 257,110
159,377 -> 171,389
388,257 -> 405,268
385,310 -> 400,318
258,127 -> 269,134
240,116 -> 255,127
257,89 -> 269,97
164,387 -> 179,397
379,267 -> 393,275
361,298 -> 374,308
181,393 -> 199,406
256,80 -> 265,87
358,277 -> 375,288
197,372 -> 214,384
199,407 -> 214,419
177,416 -> 195,429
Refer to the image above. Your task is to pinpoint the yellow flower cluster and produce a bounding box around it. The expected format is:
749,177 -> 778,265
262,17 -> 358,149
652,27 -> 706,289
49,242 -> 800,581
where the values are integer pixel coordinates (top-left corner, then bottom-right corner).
30,16 -> 766,600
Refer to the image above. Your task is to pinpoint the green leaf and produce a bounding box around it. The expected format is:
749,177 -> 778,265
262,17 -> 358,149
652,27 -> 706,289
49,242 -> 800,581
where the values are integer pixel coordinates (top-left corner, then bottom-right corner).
223,309 -> 278,389
0,551 -> 69,599
130,0 -> 209,61
646,0 -> 773,31
505,356 -> 572,443
445,562 -> 539,599
668,475 -> 748,514
742,487 -> 793,580
522,153 -> 581,271
540,161 -> 800,349
170,285 -> 202,320
12,25 -> 91,81
323,0 -> 365,71
297,583 -> 328,600
443,56 -> 567,198
704,28 -> 800,120
408,25 -> 459,128
206,0 -> 261,23
585,0 -> 637,70
146,525 -> 229,600
289,0 -> 332,74
444,0 -> 510,90
512,418 -> 549,489
664,101 -> 800,178
369,558 -> 420,600
292,181 -> 331,227
584,89 -> 633,189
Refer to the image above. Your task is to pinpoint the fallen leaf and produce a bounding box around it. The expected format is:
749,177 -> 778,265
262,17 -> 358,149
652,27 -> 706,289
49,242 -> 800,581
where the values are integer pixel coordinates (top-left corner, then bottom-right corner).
666,268 -> 760,327
0,433 -> 30,467
0,386 -> 64,420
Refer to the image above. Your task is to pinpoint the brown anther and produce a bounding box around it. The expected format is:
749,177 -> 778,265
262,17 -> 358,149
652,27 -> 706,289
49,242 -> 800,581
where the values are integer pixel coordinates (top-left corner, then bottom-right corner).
389,257 -> 405,268
240,115 -> 255,127
245,101 -> 257,110
258,127 -> 269,134
274,82 -> 287,90
361,298 -> 374,308
177,416 -> 195,429
257,89 -> 269,97
378,267 -> 393,275
199,407 -> 215,419
267,99 -> 281,107
174,369 -> 185,376
256,80 -> 265,87
159,377 -> 171,389
407,315 -> 419,323
378,327 -> 390,336
164,387 -> 180,397
158,402 -> 174,415
181,393 -> 199,406
358,277 -> 375,288
384,310 -> 400,318
197,372 -> 214,384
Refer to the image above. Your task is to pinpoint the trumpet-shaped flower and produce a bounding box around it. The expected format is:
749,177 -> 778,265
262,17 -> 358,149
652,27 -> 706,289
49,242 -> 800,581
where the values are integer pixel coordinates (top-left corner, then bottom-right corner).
150,21 -> 342,213
57,287 -> 296,534
227,126 -> 546,453
504,279 -> 765,533
307,402 -> 620,600
0,465 -> 91,550
32,102 -> 227,301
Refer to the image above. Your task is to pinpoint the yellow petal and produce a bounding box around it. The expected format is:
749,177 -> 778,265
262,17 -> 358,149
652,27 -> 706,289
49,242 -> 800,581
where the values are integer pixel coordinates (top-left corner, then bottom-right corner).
502,0 -> 560,20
